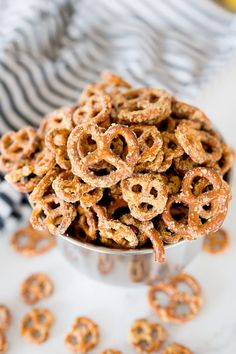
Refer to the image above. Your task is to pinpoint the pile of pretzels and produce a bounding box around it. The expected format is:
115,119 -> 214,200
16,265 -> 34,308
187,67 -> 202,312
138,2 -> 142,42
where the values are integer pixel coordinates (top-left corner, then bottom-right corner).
0,72 -> 233,262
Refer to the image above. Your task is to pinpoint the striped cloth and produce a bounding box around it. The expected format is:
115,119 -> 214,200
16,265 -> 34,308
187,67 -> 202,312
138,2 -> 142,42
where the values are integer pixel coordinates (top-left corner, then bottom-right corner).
0,0 -> 236,229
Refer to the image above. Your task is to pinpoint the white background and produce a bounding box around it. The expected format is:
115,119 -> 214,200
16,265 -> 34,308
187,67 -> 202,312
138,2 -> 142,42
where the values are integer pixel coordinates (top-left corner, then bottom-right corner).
0,57 -> 236,354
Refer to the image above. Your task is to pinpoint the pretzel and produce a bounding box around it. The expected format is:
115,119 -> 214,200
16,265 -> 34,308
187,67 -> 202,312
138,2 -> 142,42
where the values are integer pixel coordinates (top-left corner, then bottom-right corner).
171,99 -> 212,131
68,123 -> 139,188
154,219 -> 182,244
175,120 -> 222,164
74,206 -> 98,241
128,256 -> 149,282
101,71 -> 131,93
158,132 -> 184,172
0,331 -> 8,354
129,318 -> 167,353
5,164 -> 40,193
157,116 -> 177,133
21,274 -> 53,305
134,149 -> 164,173
173,154 -> 197,175
183,167 -> 230,222
105,203 -> 164,262
148,273 -> 202,323
0,127 -> 39,160
142,222 -> 166,263
101,349 -> 122,354
38,106 -> 74,137
162,167 -> 230,238
114,88 -> 172,124
80,188 -> 103,208
33,148 -> 55,176
170,273 -> 202,297
131,125 -> 163,164
11,225 -> 56,256
119,213 -> 148,246
203,228 -> 229,254
121,174 -> 168,221
45,128 -> 71,170
65,317 -> 99,353
29,168 -> 60,205
0,305 -> 11,331
0,153 -> 32,174
31,194 -> 76,235
30,168 -> 77,235
20,308 -> 54,344
95,206 -> 139,249
104,203 -> 165,263
97,254 -> 114,274
80,72 -> 131,105
0,154 -> 20,173
52,170 -> 102,205
167,292 -> 202,324
161,342 -> 193,354
148,281 -> 176,321
73,93 -> 111,127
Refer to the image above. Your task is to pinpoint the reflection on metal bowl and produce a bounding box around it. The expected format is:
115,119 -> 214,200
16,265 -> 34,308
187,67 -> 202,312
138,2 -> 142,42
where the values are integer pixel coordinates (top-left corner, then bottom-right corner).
58,234 -> 203,287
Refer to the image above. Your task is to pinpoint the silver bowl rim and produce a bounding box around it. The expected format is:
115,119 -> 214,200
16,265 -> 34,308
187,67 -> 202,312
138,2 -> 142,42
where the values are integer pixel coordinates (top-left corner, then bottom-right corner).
59,233 -> 187,255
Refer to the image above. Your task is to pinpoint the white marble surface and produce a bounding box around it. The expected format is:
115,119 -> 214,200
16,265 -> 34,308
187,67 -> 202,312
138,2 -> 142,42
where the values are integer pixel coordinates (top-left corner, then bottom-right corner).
1,58 -> 236,354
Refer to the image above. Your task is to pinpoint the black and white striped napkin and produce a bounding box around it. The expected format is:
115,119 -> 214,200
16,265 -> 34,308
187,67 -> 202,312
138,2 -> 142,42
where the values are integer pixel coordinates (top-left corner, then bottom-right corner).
0,0 -> 236,229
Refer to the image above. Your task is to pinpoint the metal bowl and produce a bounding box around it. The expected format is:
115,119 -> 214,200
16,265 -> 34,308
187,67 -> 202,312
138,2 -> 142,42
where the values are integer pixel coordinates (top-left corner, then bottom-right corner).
58,234 -> 203,287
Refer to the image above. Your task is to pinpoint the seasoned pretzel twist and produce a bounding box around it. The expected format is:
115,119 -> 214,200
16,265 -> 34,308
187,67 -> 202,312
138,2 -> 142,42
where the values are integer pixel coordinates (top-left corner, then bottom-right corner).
162,167 -> 230,238
20,308 -> 54,344
31,194 -> 76,235
114,88 -> 172,124
175,120 -> 222,164
38,106 -> 74,137
0,127 -> 39,160
129,318 -> 167,353
148,273 -> 202,324
65,317 -> 99,353
21,273 -> 53,305
52,170 -> 103,206
33,148 -> 55,176
29,168 -> 60,205
76,206 -> 98,240
171,99 -> 212,130
131,125 -> 164,173
45,128 -> 71,170
11,225 -> 56,256
203,228 -> 229,254
68,123 -> 139,187
95,205 -> 139,249
80,71 -> 131,105
73,93 -> 111,126
5,164 -> 40,193
158,132 -> 184,172
121,174 -> 168,221
131,125 -> 163,164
